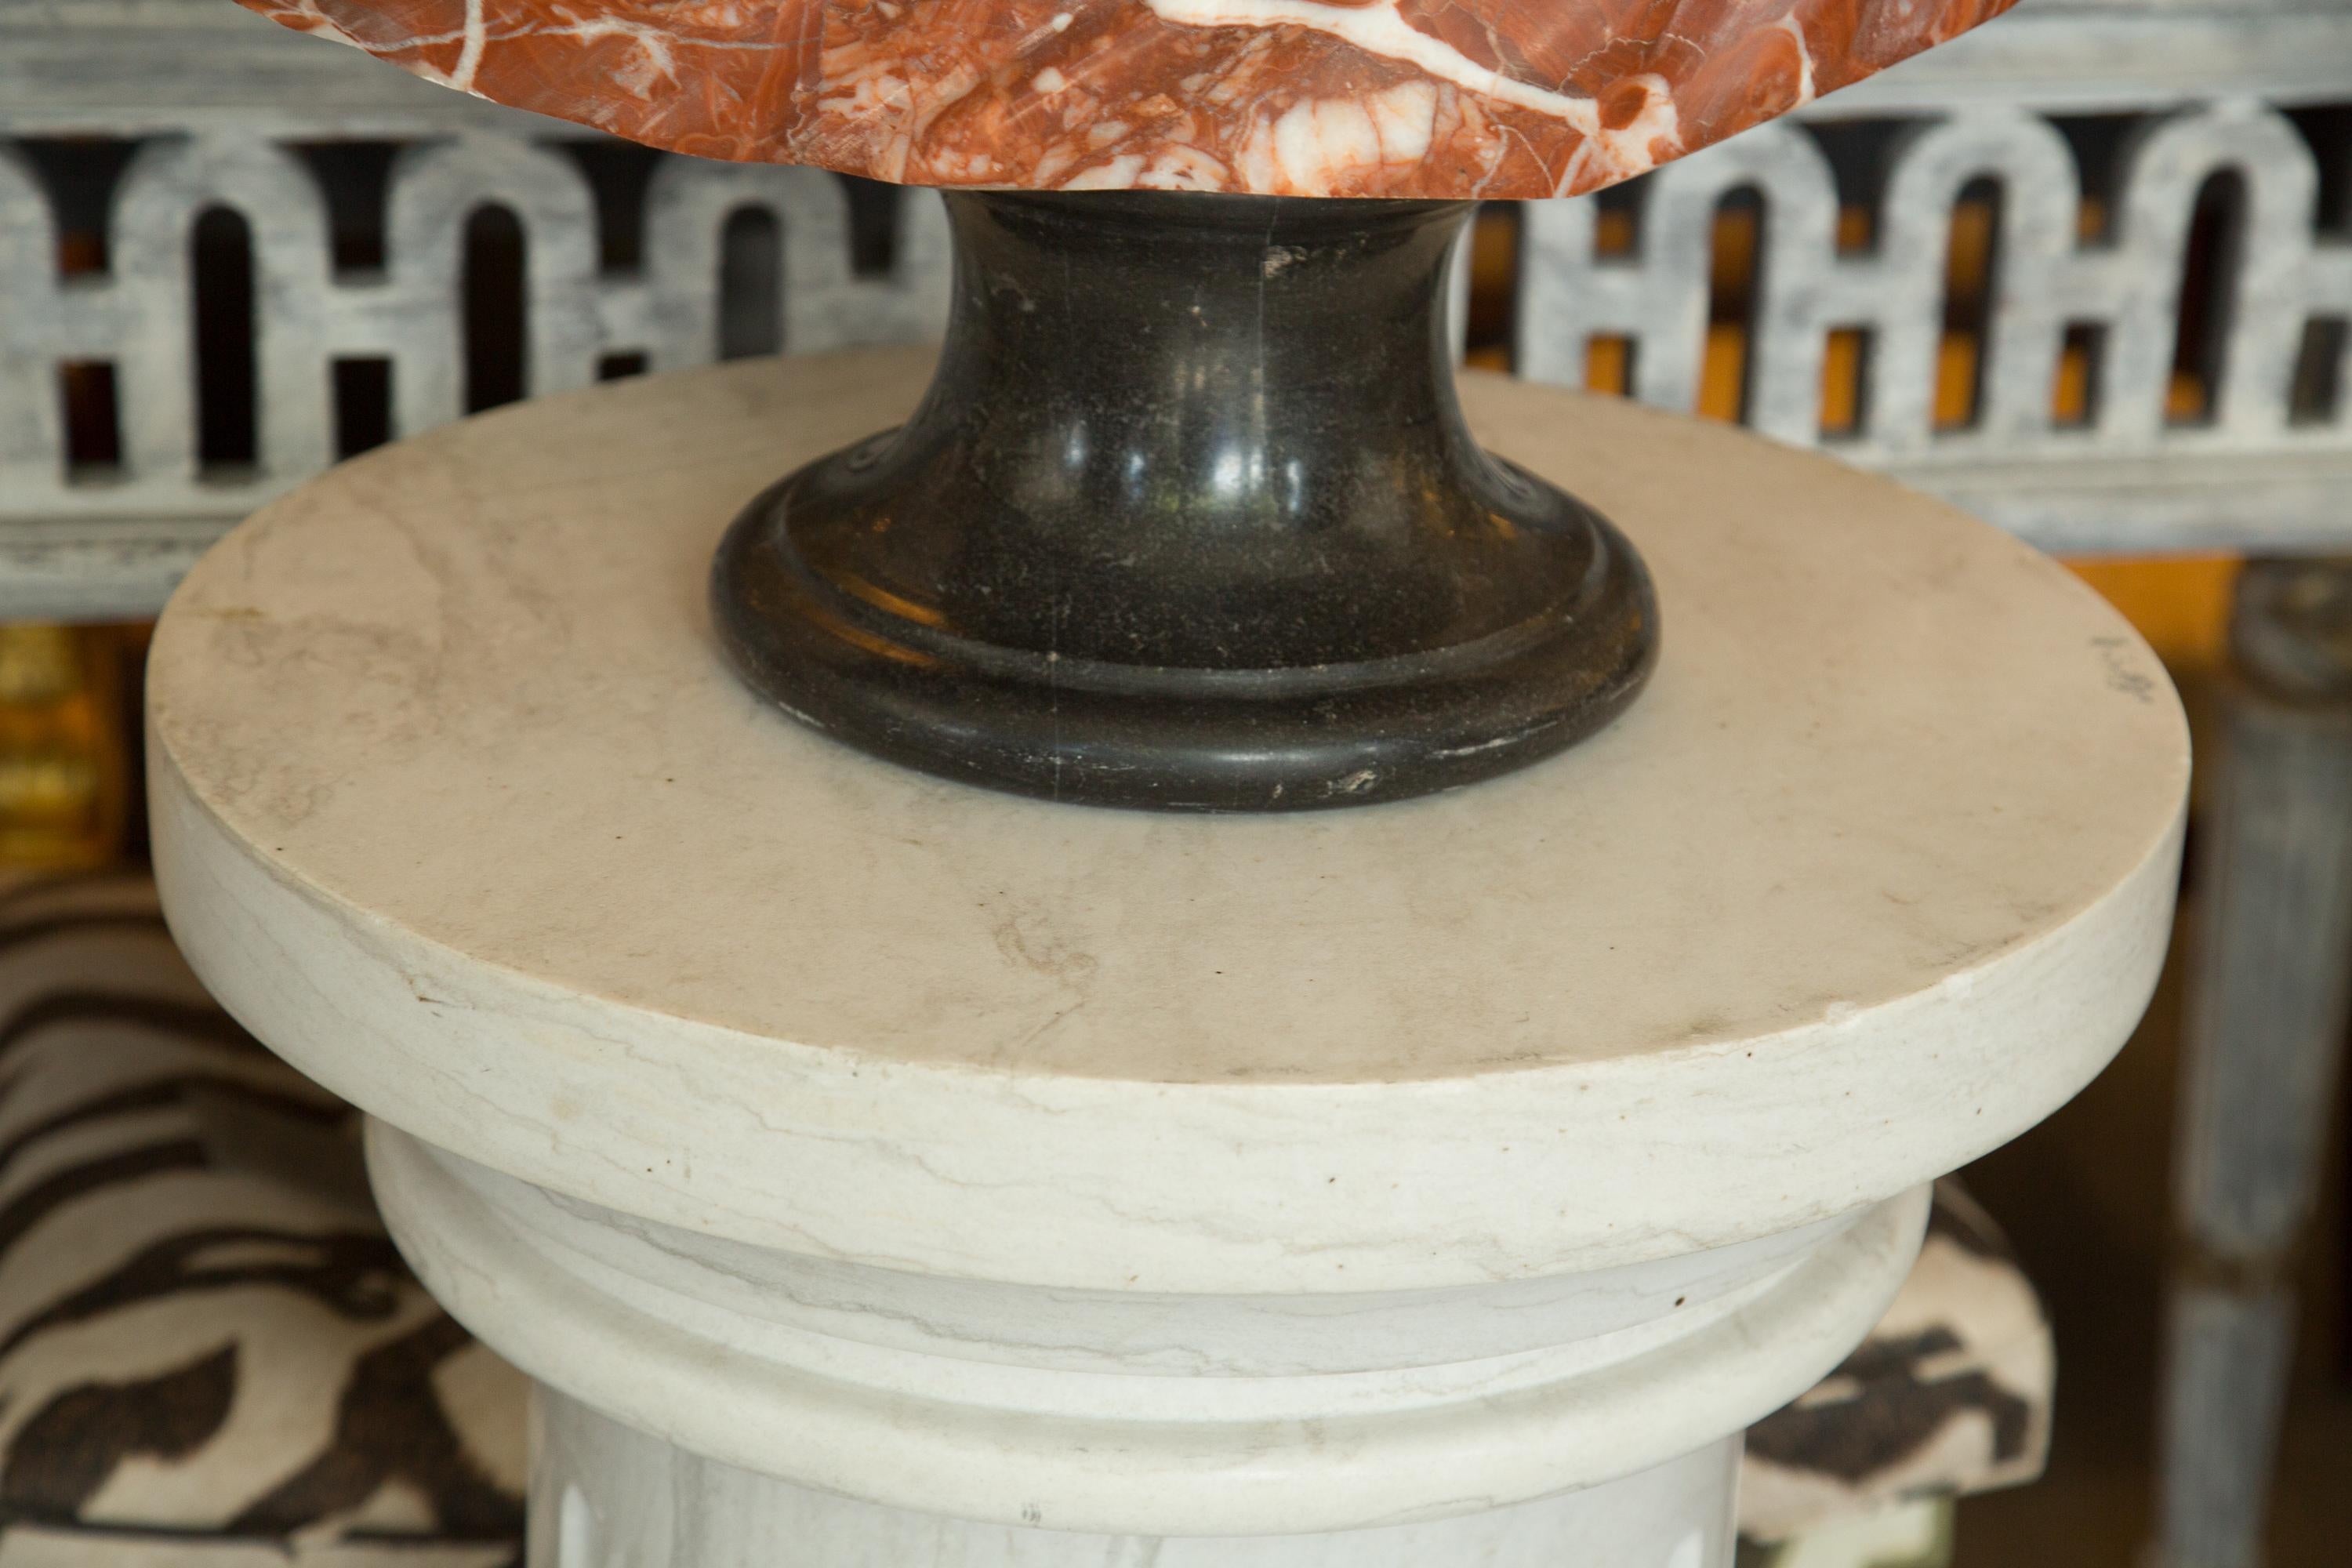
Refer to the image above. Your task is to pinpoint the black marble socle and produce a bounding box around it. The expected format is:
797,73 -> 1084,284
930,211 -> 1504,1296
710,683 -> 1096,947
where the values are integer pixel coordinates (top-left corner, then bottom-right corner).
710,191 -> 1657,812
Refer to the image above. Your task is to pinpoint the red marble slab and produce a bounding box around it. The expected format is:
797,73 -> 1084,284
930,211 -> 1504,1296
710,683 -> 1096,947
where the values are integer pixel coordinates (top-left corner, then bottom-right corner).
238,0 -> 2018,198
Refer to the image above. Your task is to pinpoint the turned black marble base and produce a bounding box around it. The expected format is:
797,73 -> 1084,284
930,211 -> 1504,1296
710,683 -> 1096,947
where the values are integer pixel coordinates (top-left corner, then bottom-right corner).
711,191 -> 1657,812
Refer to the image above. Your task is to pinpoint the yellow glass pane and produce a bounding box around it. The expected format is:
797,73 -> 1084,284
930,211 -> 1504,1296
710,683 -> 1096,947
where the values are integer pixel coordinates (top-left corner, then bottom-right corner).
2063,557 -> 2241,672
1822,328 -> 1866,437
1699,323 -> 1747,422
0,624 -> 135,870
1936,335 -> 1981,429
1587,336 -> 1632,397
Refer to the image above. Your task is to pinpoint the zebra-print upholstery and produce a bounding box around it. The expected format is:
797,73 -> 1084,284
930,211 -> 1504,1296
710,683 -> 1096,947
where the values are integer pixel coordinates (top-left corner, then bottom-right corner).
1740,1184 -> 2053,1559
0,871 -> 2049,1564
0,873 -> 523,1566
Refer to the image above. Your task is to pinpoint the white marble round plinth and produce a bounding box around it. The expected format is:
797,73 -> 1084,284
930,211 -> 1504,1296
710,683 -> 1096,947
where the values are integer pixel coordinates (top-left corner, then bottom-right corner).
148,351 -> 2188,1563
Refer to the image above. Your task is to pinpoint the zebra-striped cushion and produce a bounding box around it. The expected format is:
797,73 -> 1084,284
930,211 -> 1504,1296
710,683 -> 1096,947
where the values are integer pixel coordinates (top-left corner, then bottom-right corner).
1739,1182 -> 2053,1548
0,874 -> 523,1565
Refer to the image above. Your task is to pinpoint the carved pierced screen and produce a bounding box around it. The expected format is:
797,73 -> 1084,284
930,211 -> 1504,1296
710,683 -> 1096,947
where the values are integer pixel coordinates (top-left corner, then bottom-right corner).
0,132 -> 947,615
2,100 -> 2351,613
1517,102 -> 2352,554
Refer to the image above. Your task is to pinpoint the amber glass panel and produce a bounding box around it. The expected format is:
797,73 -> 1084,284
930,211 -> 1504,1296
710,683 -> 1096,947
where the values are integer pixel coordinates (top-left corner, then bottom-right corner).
0,625 -> 136,870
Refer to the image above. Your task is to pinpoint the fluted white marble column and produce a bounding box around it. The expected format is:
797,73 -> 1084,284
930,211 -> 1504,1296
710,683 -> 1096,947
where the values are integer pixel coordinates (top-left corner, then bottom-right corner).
533,1392 -> 1737,1568
148,352 -> 2188,1566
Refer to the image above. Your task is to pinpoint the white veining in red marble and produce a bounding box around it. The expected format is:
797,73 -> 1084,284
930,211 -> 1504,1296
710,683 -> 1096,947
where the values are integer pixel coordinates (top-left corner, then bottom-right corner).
238,0 -> 2018,197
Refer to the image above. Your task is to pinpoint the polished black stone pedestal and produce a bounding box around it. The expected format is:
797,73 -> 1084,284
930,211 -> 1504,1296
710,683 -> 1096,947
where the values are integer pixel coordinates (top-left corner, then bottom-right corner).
711,191 -> 1656,811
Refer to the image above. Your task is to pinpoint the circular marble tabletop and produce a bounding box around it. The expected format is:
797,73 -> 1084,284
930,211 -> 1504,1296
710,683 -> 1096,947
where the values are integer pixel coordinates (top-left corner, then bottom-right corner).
150,349 -> 2187,1295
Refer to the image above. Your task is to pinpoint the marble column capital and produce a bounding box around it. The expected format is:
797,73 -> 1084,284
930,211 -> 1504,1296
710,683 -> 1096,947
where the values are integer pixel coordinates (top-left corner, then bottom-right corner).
149,351 -> 2186,1546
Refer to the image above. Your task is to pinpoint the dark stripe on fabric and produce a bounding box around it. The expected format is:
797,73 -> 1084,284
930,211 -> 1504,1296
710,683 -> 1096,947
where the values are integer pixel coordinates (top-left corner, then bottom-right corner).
1926,1195 -> 2010,1261
1746,1368 -> 2036,1479
229,1313 -> 524,1541
0,1138 -> 209,1262
0,1345 -> 235,1520
1748,1327 -> 2036,1480
0,995 -> 260,1073
0,1512 -> 518,1565
0,873 -> 160,926
0,1076 -> 348,1181
0,914 -> 169,960
2,1225 -> 408,1360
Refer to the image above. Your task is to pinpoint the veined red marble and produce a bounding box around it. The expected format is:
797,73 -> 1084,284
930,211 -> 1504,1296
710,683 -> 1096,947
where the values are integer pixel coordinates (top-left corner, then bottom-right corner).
238,0 -> 2019,198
